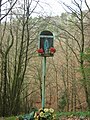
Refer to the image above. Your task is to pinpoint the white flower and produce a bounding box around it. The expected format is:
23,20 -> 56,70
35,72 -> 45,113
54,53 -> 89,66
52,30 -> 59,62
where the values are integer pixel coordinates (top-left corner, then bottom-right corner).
40,112 -> 45,117
44,108 -> 49,112
34,112 -> 37,118
49,108 -> 54,113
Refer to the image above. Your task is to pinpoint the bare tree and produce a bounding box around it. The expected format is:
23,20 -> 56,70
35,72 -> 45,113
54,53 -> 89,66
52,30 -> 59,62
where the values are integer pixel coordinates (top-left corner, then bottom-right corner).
51,0 -> 90,110
64,0 -> 89,110
0,0 -> 18,21
0,0 -> 42,116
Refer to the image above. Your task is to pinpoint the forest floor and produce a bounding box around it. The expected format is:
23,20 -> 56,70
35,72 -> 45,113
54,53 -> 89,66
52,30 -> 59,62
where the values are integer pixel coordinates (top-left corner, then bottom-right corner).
0,117 -> 90,120
58,117 -> 90,120
0,116 -> 90,120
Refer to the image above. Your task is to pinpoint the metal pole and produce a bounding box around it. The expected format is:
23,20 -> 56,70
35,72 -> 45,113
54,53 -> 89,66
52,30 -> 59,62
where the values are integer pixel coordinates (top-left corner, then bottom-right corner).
42,56 -> 46,109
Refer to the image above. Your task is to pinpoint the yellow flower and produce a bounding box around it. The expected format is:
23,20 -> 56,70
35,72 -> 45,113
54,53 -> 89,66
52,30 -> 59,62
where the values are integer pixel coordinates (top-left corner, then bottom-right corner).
34,112 -> 37,118
49,108 -> 54,113
44,108 -> 49,112
53,114 -> 56,119
40,111 -> 45,117
39,108 -> 43,112
35,118 -> 38,120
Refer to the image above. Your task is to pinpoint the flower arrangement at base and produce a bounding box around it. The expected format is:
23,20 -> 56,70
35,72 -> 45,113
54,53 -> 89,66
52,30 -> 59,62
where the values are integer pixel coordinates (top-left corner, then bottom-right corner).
49,47 -> 56,55
34,108 -> 56,120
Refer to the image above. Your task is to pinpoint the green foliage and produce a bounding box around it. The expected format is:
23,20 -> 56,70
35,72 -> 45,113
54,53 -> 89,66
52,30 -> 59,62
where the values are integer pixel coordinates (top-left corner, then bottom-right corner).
4,116 -> 17,120
58,93 -> 67,111
4,115 -> 24,120
83,48 -> 90,78
3,111 -> 90,120
56,111 -> 90,118
17,115 -> 24,120
83,48 -> 90,62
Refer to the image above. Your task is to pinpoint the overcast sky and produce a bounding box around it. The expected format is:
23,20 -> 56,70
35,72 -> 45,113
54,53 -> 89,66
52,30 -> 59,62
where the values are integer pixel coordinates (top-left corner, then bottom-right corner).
35,0 -> 90,16
1,0 -> 90,19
